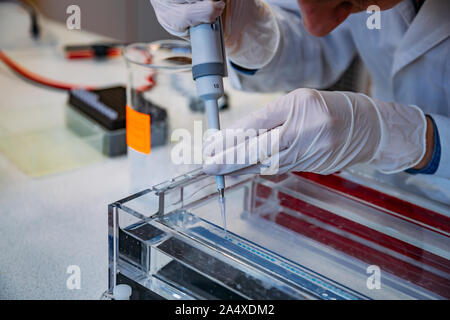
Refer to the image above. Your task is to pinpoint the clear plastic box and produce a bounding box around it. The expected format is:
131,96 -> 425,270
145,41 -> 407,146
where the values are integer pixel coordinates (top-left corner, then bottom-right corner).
108,169 -> 449,300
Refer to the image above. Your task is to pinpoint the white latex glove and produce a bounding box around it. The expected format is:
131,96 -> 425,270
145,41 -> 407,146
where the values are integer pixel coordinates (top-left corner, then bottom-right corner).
149,0 -> 225,38
203,89 -> 427,176
149,0 -> 280,69
222,0 -> 280,69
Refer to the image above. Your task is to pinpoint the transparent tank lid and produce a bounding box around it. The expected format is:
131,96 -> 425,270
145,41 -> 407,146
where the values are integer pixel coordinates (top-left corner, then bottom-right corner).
108,169 -> 450,300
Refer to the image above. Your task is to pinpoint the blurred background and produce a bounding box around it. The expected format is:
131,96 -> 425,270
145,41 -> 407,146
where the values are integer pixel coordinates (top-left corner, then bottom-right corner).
28,0 -> 173,42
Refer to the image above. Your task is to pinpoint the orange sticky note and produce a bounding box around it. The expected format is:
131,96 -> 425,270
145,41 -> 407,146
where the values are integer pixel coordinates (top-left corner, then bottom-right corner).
126,105 -> 151,154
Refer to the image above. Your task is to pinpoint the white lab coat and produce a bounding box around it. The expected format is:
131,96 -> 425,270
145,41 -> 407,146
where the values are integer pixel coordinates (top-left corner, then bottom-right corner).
229,0 -> 450,205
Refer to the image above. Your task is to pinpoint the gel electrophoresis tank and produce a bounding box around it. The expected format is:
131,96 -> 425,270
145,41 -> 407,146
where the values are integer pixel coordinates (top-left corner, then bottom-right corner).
108,169 -> 450,300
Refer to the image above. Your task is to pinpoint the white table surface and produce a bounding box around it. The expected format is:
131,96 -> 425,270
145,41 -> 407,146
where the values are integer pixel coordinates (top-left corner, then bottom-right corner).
0,7 -> 279,299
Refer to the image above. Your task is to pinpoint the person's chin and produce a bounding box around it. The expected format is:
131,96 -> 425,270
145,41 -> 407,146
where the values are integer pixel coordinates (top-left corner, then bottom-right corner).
303,23 -> 336,37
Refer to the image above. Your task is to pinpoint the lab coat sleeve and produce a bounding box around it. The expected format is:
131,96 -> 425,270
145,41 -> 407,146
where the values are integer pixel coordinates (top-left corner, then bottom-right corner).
431,113 -> 450,178
228,3 -> 357,92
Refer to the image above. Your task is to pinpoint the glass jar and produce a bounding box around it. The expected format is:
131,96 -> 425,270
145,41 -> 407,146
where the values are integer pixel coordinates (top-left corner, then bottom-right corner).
123,40 -> 196,192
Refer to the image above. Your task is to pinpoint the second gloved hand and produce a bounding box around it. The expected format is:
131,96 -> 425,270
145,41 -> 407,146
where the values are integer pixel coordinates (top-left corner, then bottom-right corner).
203,89 -> 427,176
149,0 -> 280,69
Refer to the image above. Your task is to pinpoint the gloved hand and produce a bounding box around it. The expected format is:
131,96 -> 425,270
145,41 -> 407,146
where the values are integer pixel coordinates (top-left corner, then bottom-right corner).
149,0 -> 280,69
149,0 -> 225,38
203,89 -> 427,176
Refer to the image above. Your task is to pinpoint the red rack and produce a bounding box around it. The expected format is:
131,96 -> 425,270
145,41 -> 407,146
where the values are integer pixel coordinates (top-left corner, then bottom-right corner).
252,172 -> 450,298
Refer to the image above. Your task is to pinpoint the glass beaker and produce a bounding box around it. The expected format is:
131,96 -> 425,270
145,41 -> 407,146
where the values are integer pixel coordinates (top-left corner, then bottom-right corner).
123,40 -> 196,192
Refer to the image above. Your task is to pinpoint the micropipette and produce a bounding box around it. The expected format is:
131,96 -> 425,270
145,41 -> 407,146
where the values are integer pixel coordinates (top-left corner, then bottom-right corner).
190,17 -> 227,200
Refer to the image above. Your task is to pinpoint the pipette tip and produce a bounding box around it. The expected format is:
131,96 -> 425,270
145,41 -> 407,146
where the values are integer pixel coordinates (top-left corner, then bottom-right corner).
218,188 -> 225,200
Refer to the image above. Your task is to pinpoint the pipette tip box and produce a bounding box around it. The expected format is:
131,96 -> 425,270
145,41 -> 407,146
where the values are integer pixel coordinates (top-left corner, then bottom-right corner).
66,86 -> 168,157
